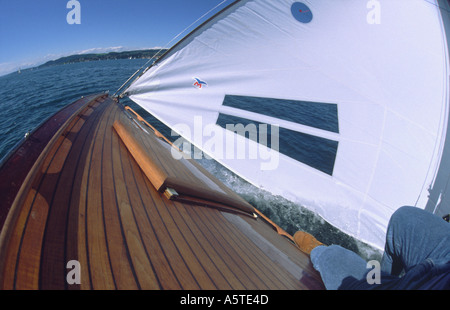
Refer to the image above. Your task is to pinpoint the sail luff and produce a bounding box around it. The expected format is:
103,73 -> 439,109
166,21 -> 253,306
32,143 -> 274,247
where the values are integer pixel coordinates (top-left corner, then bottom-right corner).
424,0 -> 450,217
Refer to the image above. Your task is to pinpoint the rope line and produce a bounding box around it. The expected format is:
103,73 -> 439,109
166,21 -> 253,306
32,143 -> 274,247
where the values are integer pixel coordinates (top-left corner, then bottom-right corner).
114,0 -> 230,98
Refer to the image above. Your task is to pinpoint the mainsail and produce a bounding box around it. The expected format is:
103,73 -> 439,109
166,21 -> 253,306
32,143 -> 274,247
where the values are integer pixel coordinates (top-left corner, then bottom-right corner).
125,0 -> 450,250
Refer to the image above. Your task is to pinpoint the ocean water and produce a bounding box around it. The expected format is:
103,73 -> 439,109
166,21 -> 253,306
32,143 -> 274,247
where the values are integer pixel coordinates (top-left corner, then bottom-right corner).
0,59 -> 149,160
0,59 -> 382,261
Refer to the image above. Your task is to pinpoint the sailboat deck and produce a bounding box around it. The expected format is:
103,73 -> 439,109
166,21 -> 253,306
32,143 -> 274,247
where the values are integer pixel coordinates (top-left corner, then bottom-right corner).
0,94 -> 324,290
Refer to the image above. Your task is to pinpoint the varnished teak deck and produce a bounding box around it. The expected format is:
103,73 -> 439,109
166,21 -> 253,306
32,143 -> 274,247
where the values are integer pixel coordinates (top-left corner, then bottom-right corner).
0,94 -> 324,290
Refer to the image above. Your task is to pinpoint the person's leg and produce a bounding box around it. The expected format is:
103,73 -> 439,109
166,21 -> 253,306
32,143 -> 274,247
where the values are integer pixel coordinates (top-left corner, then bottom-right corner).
381,206 -> 450,276
310,245 -> 368,290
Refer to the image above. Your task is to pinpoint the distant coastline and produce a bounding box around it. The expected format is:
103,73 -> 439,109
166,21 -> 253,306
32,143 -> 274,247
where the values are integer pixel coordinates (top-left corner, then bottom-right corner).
1,49 -> 169,77
37,49 -> 167,69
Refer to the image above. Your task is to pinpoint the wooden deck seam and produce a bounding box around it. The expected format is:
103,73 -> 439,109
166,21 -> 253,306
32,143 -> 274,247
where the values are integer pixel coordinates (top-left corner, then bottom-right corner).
84,99 -> 118,289
209,210 -> 289,289
62,99 -> 113,290
214,212 -> 291,289
118,113 -> 283,289
119,112 -> 269,289
115,125 -> 163,289
99,103 -> 140,290
173,204 -> 243,289
41,97 -> 111,289
12,106 -> 96,289
118,111 -> 205,289
109,106 -> 144,289
223,215 -> 302,289
135,163 -> 203,289
166,201 -> 231,289
120,137 -> 185,289
189,206 -> 254,289
157,194 -> 219,289
193,205 -> 270,289
98,100 -> 122,289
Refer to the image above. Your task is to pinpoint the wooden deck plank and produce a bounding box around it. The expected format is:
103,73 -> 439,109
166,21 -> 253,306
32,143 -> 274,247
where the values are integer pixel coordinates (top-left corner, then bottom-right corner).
14,142 -> 69,289
110,113 -> 160,290
65,100 -> 112,290
211,209 -> 306,289
191,202 -> 271,289
151,199 -> 218,289
72,97 -> 116,290
214,213 -> 294,289
0,132 -> 67,290
0,190 -> 35,289
100,104 -> 139,290
13,110 -> 91,289
38,134 -> 79,290
117,132 -> 182,290
75,97 -> 117,290
167,201 -> 233,290
220,220 -> 295,289
144,182 -> 215,288
175,205 -> 247,289
241,216 -> 325,289
77,130 -> 94,290
195,207 -> 272,289
85,100 -> 116,290
129,156 -> 201,289
14,190 -> 50,289
190,206 -> 258,289
39,105 -> 104,290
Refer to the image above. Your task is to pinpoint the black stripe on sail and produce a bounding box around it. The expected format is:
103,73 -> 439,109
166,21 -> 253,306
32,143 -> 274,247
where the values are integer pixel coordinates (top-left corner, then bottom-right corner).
222,95 -> 339,134
216,113 -> 338,176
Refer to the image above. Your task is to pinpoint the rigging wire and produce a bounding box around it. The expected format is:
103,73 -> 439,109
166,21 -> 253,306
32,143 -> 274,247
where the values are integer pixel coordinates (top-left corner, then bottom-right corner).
113,0 -> 231,98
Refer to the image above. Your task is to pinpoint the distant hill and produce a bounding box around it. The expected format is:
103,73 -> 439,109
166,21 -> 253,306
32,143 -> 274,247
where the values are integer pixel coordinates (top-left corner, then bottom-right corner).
38,49 -> 167,68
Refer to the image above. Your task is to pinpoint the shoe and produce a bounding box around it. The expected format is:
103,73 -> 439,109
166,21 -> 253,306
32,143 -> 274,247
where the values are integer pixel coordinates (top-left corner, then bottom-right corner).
293,231 -> 324,255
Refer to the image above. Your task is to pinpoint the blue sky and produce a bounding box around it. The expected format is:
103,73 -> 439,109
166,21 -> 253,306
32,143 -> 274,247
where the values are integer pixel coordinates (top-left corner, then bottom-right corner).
0,0 -> 234,76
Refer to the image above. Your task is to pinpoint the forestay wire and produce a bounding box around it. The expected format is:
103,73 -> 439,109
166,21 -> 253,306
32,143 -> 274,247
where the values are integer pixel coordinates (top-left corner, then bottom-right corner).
113,0 -> 231,98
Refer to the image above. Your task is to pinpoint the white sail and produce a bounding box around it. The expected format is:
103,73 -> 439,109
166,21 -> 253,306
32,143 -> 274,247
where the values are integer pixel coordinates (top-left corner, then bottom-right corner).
126,0 -> 450,250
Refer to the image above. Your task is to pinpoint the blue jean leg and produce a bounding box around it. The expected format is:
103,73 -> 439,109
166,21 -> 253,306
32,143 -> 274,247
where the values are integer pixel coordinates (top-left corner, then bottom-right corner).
310,245 -> 369,290
381,206 -> 450,276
